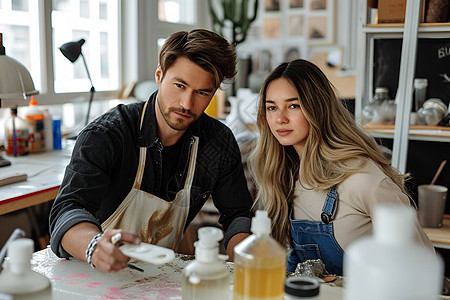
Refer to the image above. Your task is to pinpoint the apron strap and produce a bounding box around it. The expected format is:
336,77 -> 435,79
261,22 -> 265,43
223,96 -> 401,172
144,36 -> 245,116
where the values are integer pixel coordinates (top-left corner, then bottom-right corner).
133,147 -> 147,189
320,185 -> 338,224
183,136 -> 199,190
139,100 -> 149,130
133,100 -> 150,189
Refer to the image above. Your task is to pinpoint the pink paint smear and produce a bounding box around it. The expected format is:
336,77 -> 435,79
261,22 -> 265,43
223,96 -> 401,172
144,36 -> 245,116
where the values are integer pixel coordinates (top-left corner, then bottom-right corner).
65,272 -> 90,279
86,282 -> 104,288
102,287 -> 126,299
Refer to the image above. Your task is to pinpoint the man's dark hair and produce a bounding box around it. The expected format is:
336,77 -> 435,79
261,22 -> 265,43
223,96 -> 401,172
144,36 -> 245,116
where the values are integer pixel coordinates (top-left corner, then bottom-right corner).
159,29 -> 237,89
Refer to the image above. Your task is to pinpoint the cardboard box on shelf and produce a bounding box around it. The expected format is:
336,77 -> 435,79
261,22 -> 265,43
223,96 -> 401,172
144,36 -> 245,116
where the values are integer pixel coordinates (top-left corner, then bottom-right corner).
377,0 -> 425,23
367,0 -> 378,9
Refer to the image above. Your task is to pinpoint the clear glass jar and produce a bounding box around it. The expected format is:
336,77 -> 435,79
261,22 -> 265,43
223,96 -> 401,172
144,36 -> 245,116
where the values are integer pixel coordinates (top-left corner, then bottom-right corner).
362,87 -> 391,124
417,98 -> 447,126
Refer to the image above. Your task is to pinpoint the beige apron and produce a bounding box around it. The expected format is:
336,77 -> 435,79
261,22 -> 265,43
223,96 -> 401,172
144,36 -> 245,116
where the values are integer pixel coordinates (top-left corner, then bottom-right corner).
102,100 -> 199,250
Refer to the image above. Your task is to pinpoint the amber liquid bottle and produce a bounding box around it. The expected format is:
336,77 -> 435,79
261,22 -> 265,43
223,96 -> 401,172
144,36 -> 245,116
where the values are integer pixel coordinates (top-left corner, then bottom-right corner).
233,210 -> 286,300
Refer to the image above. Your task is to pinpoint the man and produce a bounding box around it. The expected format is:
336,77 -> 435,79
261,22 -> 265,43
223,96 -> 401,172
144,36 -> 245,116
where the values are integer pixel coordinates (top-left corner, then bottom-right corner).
49,29 -> 253,272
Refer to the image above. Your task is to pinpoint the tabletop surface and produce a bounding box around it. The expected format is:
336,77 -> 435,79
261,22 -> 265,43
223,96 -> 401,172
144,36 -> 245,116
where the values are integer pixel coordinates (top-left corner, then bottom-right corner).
29,248 -> 344,300
0,140 -> 73,202
422,217 -> 450,249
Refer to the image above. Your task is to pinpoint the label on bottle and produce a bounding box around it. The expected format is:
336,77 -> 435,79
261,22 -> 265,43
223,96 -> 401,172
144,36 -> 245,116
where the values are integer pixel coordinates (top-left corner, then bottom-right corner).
26,118 -> 45,153
6,128 -> 29,156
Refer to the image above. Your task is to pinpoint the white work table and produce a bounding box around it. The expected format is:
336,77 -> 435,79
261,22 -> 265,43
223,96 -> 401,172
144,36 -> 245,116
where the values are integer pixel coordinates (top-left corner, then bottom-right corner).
0,140 -> 74,215
30,248 -> 345,300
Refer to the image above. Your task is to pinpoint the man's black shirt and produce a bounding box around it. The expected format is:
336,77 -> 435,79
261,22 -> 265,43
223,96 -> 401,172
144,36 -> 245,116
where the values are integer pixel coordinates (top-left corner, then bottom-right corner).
49,92 -> 253,258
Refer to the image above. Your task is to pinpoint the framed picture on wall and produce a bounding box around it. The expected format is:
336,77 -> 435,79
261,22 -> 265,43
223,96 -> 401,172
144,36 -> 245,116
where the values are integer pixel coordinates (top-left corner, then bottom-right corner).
307,0 -> 334,45
263,17 -> 282,39
265,0 -> 280,12
258,0 -> 334,45
289,0 -> 304,9
288,15 -> 305,37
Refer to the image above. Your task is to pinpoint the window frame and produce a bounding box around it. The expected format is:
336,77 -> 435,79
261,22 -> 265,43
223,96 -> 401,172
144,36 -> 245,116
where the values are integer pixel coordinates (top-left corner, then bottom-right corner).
38,0 -> 121,105
1,0 -> 208,106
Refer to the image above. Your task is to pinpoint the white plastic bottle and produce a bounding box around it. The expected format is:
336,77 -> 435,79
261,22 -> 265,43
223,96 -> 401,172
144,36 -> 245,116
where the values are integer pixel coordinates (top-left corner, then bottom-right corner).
182,227 -> 230,300
24,96 -> 45,153
344,204 -> 443,300
414,78 -> 428,111
233,210 -> 286,300
0,238 -> 52,299
43,108 -> 53,151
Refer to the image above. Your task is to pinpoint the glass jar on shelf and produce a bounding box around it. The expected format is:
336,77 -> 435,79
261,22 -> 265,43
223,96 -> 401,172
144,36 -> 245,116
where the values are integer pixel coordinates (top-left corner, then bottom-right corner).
417,98 -> 447,126
362,87 -> 395,124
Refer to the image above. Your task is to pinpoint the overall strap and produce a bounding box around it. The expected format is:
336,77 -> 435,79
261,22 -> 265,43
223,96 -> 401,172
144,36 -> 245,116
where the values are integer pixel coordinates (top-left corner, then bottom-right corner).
320,185 -> 338,224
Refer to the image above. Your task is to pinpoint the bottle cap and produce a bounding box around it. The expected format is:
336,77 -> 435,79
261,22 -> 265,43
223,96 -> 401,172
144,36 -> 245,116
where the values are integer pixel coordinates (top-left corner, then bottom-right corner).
285,276 -> 320,298
197,227 -> 223,248
251,210 -> 271,235
29,96 -> 38,106
195,227 -> 223,262
414,78 -> 428,88
7,238 -> 33,274
10,106 -> 17,115
374,87 -> 388,93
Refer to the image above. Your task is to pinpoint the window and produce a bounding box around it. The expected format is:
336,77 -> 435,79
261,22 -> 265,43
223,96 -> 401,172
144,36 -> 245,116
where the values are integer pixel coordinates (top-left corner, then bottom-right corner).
0,0 -> 119,104
52,0 -> 119,93
0,0 -> 41,90
0,0 -> 208,106
158,0 -> 196,25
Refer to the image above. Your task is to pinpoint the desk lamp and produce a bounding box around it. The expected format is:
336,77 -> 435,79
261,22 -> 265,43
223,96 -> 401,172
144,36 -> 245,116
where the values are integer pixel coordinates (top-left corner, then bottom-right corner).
59,38 -> 95,138
0,33 -> 39,166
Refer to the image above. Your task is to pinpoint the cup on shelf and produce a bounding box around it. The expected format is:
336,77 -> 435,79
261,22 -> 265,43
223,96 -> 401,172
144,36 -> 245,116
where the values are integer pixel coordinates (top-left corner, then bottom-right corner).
418,184 -> 448,228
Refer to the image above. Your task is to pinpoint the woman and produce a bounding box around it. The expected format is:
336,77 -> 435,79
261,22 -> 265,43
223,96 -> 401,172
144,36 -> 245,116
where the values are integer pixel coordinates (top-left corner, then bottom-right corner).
249,59 -> 433,275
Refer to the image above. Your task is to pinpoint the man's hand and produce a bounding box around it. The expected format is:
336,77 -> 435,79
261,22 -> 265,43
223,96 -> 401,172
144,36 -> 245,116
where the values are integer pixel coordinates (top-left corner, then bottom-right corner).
61,223 -> 140,272
226,232 -> 250,261
90,229 -> 141,272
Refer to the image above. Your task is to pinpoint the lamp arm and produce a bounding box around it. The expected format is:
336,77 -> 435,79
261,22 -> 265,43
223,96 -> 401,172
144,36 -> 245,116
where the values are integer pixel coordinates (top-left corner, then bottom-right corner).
80,52 -> 95,126
80,53 -> 94,89
85,87 -> 95,126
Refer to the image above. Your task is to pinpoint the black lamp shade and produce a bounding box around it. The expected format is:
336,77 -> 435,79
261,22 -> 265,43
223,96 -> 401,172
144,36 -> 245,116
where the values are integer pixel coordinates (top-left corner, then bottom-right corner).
60,38 -> 85,63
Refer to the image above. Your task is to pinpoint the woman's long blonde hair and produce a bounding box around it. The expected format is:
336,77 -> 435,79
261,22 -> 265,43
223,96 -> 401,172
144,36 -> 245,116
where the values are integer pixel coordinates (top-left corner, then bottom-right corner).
249,59 -> 408,246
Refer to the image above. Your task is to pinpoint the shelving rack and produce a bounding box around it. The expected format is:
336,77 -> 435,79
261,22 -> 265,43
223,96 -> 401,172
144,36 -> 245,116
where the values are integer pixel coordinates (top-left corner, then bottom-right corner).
355,1 -> 450,174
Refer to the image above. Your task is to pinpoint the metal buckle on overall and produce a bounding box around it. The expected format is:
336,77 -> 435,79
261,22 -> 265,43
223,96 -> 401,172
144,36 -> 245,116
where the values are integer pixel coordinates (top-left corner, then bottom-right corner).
321,212 -> 331,224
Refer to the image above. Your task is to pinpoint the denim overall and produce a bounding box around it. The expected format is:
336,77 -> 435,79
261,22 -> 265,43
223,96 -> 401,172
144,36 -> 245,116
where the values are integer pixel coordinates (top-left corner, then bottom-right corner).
287,185 -> 344,275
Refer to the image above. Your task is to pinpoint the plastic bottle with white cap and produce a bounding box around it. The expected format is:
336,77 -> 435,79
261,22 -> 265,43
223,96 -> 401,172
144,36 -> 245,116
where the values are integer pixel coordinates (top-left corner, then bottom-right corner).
0,238 -> 52,299
234,210 -> 287,300
24,96 -> 45,153
43,108 -> 53,151
414,78 -> 428,111
344,204 -> 443,300
182,227 -> 230,300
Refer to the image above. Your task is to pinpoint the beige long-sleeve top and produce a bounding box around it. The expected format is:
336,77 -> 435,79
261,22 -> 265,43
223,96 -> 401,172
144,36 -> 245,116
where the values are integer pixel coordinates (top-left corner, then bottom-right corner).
293,159 -> 434,250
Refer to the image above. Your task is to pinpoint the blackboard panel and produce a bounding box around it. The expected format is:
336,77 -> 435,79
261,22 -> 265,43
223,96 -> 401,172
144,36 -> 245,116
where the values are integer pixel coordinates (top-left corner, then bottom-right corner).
374,38 -> 450,107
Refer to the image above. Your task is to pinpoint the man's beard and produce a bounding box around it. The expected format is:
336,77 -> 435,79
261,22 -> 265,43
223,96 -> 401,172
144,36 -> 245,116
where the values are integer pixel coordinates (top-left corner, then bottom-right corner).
158,100 -> 198,131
